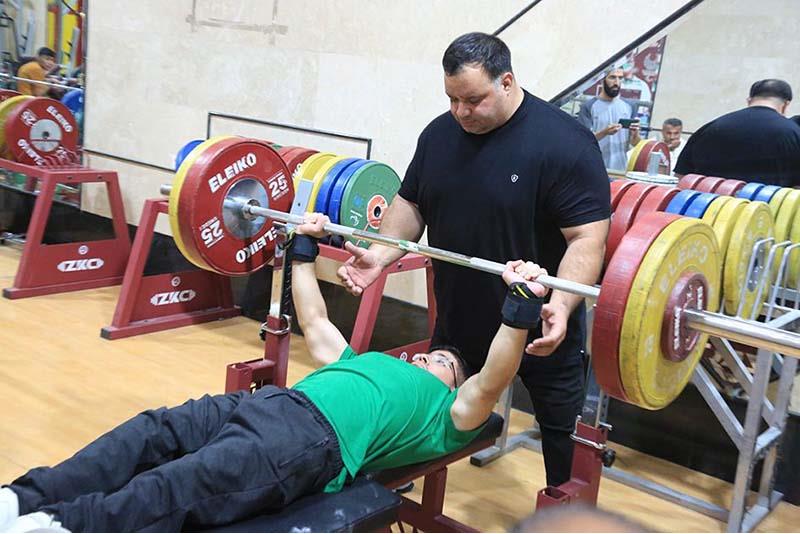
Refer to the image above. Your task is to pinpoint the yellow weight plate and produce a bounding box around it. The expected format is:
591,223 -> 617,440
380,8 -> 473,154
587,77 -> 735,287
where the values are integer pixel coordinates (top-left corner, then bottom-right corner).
723,201 -> 774,317
772,189 -> 800,242
619,218 -> 720,409
168,135 -> 236,269
786,206 -> 800,287
0,95 -> 33,156
768,189 -> 800,284
700,195 -> 733,227
711,197 -> 748,266
301,155 -> 348,213
767,187 -> 792,219
626,140 -> 646,172
293,152 -> 337,191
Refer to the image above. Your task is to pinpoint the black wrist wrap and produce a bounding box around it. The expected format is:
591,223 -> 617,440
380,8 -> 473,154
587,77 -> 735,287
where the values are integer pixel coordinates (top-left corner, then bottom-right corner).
288,234 -> 319,263
501,282 -> 543,329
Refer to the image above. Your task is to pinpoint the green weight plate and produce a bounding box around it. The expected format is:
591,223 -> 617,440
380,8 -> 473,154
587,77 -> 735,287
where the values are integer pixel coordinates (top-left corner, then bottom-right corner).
339,162 -> 401,248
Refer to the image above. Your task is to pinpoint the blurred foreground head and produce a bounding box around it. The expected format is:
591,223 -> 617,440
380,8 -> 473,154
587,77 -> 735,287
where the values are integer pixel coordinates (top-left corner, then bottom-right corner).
512,504 -> 648,533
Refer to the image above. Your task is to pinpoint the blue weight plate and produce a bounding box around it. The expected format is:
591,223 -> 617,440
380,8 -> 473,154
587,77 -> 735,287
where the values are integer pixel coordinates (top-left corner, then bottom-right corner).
753,184 -> 781,203
328,159 -> 371,223
174,139 -> 204,171
684,192 -> 719,218
315,157 -> 361,215
665,190 -> 702,215
736,182 -> 765,200
61,89 -> 83,116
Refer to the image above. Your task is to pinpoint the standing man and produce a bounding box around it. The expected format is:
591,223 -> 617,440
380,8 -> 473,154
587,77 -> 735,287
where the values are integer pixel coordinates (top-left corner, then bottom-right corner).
16,47 -> 57,96
674,79 -> 800,187
577,68 -> 641,170
660,118 -> 685,175
337,32 -> 610,488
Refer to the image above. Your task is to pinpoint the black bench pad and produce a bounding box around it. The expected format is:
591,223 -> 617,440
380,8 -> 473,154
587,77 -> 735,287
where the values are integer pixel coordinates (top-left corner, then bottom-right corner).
197,478 -> 401,533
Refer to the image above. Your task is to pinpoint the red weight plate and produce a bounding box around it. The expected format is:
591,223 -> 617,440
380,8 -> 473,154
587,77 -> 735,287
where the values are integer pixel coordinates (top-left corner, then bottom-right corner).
4,97 -> 79,165
677,174 -> 706,190
593,211 -> 680,402
632,186 -> 681,224
610,180 -> 634,212
277,146 -> 302,158
179,138 -> 294,275
632,140 -> 671,173
280,147 -> 318,184
714,178 -> 747,196
694,176 -> 726,193
605,182 -> 657,265
0,89 -> 21,102
661,272 -> 708,363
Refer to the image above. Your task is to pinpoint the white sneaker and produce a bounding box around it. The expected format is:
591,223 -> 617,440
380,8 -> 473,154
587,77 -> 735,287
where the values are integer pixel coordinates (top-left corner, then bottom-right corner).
7,511 -> 70,533
0,487 -> 19,531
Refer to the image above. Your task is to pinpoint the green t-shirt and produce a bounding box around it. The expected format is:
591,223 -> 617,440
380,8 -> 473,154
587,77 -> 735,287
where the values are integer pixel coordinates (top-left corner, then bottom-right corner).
293,346 -> 485,492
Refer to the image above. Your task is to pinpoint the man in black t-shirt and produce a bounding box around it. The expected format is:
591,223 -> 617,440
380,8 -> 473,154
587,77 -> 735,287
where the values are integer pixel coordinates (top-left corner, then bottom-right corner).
337,32 -> 610,488
674,79 -> 800,187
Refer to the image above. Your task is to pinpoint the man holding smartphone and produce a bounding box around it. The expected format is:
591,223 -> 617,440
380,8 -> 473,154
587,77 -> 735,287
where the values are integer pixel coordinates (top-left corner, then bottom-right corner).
577,68 -> 641,170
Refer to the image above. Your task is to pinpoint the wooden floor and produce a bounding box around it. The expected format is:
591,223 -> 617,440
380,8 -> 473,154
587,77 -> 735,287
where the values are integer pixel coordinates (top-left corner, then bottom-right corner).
1,245 -> 798,532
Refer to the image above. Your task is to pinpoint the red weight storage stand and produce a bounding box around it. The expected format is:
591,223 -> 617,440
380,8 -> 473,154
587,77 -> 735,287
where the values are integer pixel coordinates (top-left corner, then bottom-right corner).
224,243 -> 436,392
2,158 -> 131,299
101,199 -> 240,340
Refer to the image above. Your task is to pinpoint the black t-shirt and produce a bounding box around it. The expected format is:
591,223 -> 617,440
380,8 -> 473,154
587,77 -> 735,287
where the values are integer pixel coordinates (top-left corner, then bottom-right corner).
398,91 -> 610,372
674,106 -> 800,187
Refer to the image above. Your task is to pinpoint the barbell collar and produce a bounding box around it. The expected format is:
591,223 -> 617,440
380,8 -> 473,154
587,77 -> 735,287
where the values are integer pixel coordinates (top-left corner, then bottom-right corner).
160,183 -> 800,358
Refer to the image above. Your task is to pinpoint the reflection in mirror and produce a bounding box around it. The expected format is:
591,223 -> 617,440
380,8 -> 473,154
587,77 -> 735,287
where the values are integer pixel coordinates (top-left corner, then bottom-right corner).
0,0 -> 85,209
552,0 -> 800,187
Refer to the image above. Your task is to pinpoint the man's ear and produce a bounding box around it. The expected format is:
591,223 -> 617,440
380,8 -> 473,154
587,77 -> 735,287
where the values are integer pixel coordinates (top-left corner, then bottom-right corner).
501,72 -> 514,92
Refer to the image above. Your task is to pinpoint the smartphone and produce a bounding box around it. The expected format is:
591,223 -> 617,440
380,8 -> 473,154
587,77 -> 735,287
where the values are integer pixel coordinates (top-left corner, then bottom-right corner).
618,118 -> 638,129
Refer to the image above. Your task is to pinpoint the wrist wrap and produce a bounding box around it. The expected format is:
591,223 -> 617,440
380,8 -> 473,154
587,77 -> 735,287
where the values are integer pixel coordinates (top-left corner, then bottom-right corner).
501,282 -> 543,329
288,233 -> 319,263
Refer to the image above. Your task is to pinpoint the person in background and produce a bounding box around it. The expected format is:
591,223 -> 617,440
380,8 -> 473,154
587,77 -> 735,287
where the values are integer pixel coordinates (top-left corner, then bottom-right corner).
16,47 -> 57,96
674,79 -> 800,187
577,68 -> 641,170
660,117 -> 685,175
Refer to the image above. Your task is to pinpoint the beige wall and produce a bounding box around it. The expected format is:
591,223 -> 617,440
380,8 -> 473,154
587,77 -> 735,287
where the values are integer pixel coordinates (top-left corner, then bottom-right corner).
653,0 -> 800,133
83,0 -> 693,304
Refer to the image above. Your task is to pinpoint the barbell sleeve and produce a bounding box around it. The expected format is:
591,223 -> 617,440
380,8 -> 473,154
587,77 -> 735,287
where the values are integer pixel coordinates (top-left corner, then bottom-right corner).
160,183 -> 800,358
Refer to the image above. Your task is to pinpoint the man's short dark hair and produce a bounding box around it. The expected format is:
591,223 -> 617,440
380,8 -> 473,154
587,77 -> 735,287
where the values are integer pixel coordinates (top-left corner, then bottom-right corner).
442,32 -> 512,79
750,79 -> 793,101
663,117 -> 683,128
429,344 -> 473,387
37,47 -> 56,59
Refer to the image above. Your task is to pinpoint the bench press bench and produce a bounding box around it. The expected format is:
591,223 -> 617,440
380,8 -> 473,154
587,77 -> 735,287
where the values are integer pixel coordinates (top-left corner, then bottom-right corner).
198,413 -> 504,533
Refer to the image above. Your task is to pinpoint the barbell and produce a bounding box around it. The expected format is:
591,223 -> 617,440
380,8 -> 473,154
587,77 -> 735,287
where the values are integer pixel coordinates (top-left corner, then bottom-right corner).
163,136 -> 800,410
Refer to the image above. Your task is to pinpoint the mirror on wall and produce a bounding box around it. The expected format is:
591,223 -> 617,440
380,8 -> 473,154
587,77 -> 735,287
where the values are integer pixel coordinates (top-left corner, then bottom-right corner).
551,0 -> 799,180
0,0 -> 85,208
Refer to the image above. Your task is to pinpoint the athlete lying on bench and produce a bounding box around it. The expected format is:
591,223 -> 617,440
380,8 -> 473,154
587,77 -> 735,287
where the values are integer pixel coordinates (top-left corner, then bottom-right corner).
1,213 -> 548,533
